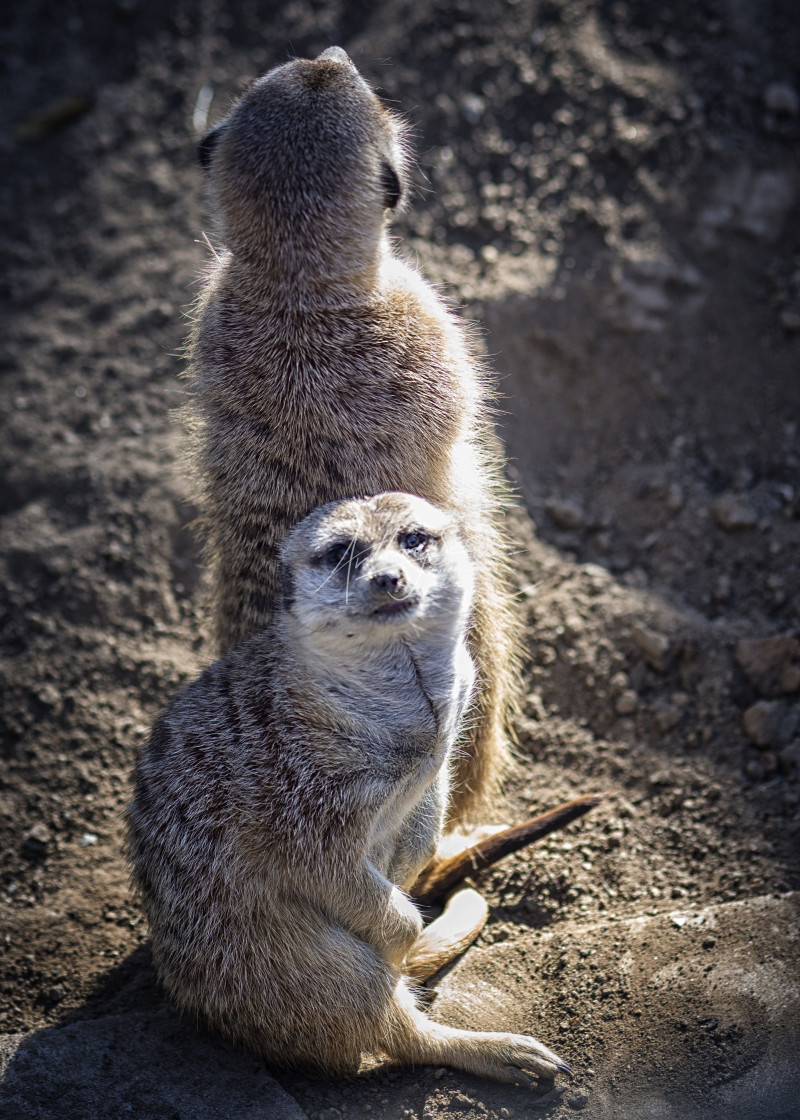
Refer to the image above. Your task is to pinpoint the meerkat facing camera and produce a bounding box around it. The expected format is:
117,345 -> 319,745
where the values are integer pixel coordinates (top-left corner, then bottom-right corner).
127,493 -> 567,1083
186,46 -> 521,826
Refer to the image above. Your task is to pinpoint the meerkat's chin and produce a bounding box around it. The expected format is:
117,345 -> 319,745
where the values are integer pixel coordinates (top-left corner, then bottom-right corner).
370,597 -> 420,619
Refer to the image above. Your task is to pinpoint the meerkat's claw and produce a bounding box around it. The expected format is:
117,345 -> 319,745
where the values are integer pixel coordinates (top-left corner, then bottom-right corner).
426,1029 -> 570,1085
498,1034 -> 570,1082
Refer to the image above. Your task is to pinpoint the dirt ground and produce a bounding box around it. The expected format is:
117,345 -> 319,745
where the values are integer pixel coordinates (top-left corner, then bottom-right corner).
1,1 -> 799,1118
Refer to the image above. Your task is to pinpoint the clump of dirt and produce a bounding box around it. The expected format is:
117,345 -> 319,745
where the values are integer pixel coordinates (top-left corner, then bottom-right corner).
1,2 -> 799,1118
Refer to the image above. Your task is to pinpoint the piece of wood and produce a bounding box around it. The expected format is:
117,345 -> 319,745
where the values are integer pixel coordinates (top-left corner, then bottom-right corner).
411,792 -> 608,907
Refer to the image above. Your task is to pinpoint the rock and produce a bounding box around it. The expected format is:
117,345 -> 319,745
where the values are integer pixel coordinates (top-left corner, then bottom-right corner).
743,701 -> 781,747
779,741 -> 800,776
737,170 -> 797,241
742,700 -> 799,748
698,164 -> 798,244
22,824 -> 51,856
0,1009 -> 307,1120
745,759 -> 765,781
430,895 -> 800,1120
653,701 -> 681,733
735,635 -> 800,696
615,690 -> 639,716
545,497 -> 586,530
632,625 -> 671,672
764,82 -> 799,116
710,494 -> 758,530
665,483 -> 684,512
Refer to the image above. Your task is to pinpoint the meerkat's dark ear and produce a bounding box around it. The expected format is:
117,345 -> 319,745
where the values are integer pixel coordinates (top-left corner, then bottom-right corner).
380,160 -> 403,210
197,124 -> 225,170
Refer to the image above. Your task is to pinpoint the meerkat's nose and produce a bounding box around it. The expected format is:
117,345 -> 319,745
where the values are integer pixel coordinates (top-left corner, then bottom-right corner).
371,569 -> 404,594
316,46 -> 354,68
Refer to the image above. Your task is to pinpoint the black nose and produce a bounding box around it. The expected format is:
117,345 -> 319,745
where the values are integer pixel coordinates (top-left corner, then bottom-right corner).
372,570 -> 403,594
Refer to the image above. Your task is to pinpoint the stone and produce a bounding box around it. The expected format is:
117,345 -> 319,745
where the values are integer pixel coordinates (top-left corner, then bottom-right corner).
615,690 -> 639,716
742,700 -> 798,748
22,824 -> 51,855
430,896 -> 800,1120
0,1009 -> 307,1120
764,82 -> 799,116
545,497 -> 586,530
738,170 -> 797,241
710,494 -> 758,531
735,635 -> 800,697
743,701 -> 781,747
632,625 -> 671,672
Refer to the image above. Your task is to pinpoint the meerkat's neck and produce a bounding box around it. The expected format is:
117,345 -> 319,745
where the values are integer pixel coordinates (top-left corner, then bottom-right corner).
224,220 -> 390,308
282,613 -> 472,743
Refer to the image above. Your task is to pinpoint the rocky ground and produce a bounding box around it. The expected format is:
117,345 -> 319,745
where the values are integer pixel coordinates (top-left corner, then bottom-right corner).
1,1 -> 799,1118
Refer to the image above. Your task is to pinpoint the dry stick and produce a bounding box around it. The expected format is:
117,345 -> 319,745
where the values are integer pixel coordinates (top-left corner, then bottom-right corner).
411,792 -> 608,908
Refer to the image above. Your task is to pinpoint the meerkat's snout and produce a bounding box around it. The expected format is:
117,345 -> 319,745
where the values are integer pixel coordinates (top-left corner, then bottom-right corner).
315,46 -> 355,68
371,567 -> 405,594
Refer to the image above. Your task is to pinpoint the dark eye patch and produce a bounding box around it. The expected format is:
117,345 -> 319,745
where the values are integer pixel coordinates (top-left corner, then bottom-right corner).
313,540 -> 369,569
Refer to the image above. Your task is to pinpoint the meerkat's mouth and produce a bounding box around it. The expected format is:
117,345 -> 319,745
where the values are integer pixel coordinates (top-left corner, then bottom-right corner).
371,597 -> 419,618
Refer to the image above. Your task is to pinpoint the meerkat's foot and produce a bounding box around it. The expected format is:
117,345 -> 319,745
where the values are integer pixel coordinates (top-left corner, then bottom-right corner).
404,887 -> 488,980
385,983 -> 570,1084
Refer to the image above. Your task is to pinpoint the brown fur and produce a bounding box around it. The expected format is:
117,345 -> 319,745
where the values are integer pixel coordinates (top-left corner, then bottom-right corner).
126,493 -> 566,1082
185,46 -> 521,825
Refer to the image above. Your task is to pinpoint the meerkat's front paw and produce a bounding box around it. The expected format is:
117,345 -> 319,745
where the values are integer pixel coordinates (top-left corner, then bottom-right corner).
474,1032 -> 572,1085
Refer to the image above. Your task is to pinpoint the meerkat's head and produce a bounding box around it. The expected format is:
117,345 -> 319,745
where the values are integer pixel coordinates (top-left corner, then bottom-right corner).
198,47 -> 408,286
280,492 -> 474,652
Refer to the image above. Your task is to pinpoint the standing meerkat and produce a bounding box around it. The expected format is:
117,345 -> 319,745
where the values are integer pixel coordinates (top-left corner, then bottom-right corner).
127,492 -> 568,1082
186,46 -> 521,826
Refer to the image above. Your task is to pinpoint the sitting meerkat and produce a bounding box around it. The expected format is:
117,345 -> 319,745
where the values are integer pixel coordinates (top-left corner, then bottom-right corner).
126,493 -> 568,1083
186,45 -> 521,826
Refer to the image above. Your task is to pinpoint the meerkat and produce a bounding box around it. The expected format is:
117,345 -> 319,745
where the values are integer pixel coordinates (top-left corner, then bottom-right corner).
127,492 -> 568,1083
185,46 -> 521,826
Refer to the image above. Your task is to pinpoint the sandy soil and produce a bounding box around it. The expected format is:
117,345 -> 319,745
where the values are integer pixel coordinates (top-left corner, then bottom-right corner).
1,2 -> 799,1118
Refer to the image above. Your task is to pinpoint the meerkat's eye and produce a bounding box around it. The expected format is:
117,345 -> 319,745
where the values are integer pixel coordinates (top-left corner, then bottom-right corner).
399,530 -> 430,553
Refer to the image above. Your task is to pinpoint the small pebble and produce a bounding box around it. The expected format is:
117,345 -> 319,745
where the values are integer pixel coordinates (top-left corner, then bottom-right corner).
743,701 -> 781,747
735,635 -> 800,696
79,832 -> 98,847
23,823 -> 51,854
763,82 -> 799,115
632,625 -> 671,671
710,494 -> 758,531
745,759 -> 765,781
546,497 -> 586,530
615,690 -> 639,716
568,1091 -> 589,1110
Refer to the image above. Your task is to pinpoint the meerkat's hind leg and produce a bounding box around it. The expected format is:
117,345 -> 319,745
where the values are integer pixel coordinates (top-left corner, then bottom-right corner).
383,981 -> 571,1083
404,887 -> 488,980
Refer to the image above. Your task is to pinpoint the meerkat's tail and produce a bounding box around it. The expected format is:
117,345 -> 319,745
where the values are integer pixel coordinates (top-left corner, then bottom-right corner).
404,887 -> 488,980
